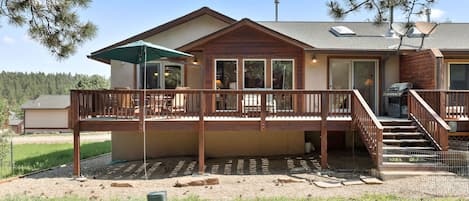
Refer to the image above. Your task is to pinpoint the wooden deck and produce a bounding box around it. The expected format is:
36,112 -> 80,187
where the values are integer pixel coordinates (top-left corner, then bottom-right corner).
69,89 -> 386,176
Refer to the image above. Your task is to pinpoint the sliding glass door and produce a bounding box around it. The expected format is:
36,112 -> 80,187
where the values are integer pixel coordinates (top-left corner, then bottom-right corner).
139,62 -> 183,89
329,59 -> 378,112
272,59 -> 294,111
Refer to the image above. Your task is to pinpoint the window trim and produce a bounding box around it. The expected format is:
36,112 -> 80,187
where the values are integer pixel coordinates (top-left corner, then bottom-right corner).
447,62 -> 469,90
271,59 -> 295,90
242,59 -> 267,89
137,61 -> 184,89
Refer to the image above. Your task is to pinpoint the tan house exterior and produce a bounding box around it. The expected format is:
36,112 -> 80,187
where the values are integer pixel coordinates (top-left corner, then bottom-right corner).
72,7 -> 469,176
22,95 -> 70,133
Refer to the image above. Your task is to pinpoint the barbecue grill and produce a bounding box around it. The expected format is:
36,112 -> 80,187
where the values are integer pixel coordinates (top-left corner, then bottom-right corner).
383,82 -> 413,118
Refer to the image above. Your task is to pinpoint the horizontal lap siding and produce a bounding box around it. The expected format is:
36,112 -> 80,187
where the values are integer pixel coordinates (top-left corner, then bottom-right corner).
198,26 -> 304,90
400,50 -> 437,89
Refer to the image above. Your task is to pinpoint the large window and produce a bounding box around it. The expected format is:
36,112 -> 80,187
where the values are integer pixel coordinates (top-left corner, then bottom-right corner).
139,62 -> 183,89
449,64 -> 469,90
272,60 -> 294,89
215,60 -> 238,111
244,60 -> 265,89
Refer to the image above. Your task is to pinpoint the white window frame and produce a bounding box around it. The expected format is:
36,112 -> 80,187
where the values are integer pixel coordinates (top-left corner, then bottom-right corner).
271,59 -> 295,90
242,59 -> 267,90
214,59 -> 239,112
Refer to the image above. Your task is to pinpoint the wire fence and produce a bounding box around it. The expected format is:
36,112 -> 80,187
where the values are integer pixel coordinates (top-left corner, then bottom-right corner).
406,148 -> 469,197
0,129 -> 13,179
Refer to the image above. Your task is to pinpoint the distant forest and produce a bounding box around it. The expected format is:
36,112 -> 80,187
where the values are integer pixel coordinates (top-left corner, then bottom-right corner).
0,71 -> 109,121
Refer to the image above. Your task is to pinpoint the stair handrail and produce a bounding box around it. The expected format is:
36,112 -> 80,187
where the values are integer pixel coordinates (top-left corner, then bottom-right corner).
352,90 -> 384,166
408,90 -> 450,151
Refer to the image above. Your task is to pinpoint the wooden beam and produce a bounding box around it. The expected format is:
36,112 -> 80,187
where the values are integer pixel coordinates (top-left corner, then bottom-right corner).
73,126 -> 80,176
320,92 -> 328,169
198,92 -> 206,174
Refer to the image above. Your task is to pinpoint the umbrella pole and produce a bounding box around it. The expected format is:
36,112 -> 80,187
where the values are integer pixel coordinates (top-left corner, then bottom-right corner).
143,47 -> 148,180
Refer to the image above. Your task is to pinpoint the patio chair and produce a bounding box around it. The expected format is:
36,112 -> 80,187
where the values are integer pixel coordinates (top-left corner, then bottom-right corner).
171,87 -> 189,112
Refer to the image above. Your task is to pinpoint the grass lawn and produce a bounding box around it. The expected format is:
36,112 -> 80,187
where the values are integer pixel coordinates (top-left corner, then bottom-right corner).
0,141 -> 111,178
0,194 -> 466,201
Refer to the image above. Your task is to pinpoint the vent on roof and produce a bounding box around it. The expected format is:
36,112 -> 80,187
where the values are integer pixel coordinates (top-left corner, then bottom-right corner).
330,26 -> 356,37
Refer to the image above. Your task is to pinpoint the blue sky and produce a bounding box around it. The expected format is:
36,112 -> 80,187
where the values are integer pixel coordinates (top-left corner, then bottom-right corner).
0,0 -> 467,78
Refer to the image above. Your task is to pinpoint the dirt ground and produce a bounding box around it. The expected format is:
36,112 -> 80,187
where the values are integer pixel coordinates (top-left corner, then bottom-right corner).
0,153 -> 468,200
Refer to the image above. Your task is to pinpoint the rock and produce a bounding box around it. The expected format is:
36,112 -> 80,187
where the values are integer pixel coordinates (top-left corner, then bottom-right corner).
75,177 -> 87,182
360,177 -> 383,184
341,180 -> 365,186
277,177 -> 306,183
110,182 -> 133,187
174,177 -> 219,187
313,181 -> 343,188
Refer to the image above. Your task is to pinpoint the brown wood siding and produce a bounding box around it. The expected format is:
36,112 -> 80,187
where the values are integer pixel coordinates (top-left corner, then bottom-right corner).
197,26 -> 304,90
400,50 -> 437,89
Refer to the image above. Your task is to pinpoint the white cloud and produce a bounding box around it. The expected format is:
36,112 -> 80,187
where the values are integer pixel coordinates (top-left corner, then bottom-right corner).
1,36 -> 15,44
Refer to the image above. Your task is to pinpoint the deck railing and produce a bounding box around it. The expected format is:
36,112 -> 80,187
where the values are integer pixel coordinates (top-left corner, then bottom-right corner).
71,89 -> 384,166
351,90 -> 383,166
409,90 -> 450,150
71,89 -> 354,121
418,90 -> 469,120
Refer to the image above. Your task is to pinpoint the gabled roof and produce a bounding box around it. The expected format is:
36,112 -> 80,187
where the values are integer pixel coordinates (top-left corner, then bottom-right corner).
21,95 -> 70,110
90,7 -> 237,64
178,18 -> 314,51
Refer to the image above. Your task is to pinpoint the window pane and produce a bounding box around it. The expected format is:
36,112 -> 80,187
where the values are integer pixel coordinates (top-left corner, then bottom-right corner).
244,60 -> 265,88
450,64 -> 469,90
272,60 -> 293,89
140,63 -> 161,89
216,60 -> 237,111
164,65 -> 182,89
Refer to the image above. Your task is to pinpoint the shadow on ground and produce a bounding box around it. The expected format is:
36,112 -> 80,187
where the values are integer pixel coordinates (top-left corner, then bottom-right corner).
85,151 -> 374,180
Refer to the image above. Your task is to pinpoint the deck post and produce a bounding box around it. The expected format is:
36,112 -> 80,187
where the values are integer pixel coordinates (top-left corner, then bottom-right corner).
198,91 -> 206,174
260,93 -> 266,131
71,91 -> 81,177
320,92 -> 328,169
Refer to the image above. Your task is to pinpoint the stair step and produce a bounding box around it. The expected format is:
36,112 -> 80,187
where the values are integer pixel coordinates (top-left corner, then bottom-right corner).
382,162 -> 440,167
383,146 -> 434,150
379,170 -> 455,180
383,126 -> 418,130
379,119 -> 412,123
383,132 -> 423,136
383,154 -> 438,158
383,139 -> 428,143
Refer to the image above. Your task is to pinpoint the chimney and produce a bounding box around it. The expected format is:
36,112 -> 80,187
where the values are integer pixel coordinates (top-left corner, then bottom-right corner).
385,5 -> 395,37
424,7 -> 431,22
275,0 -> 279,22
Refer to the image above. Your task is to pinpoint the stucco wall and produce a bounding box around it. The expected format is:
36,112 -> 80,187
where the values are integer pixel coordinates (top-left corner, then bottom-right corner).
110,14 -> 228,89
110,60 -> 135,88
24,109 -> 69,128
111,130 -> 304,161
145,14 -> 230,49
304,52 -> 328,90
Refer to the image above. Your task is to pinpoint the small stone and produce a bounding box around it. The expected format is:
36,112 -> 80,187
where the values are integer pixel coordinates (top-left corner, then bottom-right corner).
237,181 -> 241,183
209,186 -> 213,189
260,188 -> 264,191
110,182 -> 133,187
80,184 -> 83,187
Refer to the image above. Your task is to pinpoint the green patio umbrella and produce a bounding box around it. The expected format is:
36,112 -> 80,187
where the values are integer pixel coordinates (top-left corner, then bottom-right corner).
89,40 -> 193,179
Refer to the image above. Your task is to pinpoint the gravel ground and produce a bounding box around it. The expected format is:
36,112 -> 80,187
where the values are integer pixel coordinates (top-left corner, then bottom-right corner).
0,154 -> 468,200
12,132 -> 111,144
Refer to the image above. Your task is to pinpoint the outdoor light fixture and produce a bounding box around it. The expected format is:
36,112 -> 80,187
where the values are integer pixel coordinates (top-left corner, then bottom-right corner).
164,72 -> 170,77
153,72 -> 158,77
192,56 -> 199,65
312,54 -> 318,63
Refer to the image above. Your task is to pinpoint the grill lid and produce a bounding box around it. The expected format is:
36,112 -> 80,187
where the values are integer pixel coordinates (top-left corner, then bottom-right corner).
383,82 -> 413,97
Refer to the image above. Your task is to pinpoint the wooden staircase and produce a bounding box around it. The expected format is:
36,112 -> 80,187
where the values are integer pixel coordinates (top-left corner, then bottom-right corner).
378,119 -> 453,179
